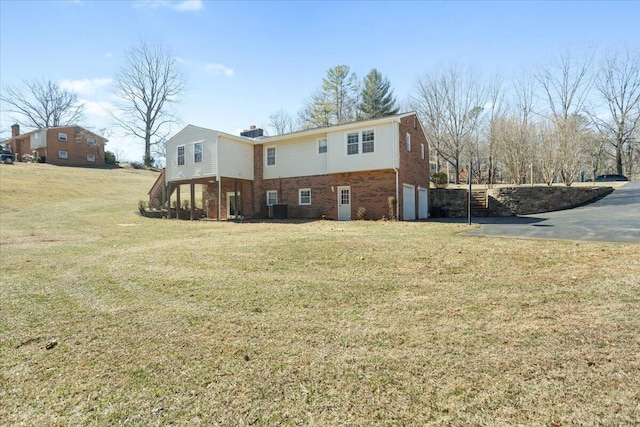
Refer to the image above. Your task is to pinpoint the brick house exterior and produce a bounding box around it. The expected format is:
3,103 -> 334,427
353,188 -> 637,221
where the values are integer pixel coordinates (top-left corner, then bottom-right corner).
163,112 -> 430,221
2,124 -> 107,167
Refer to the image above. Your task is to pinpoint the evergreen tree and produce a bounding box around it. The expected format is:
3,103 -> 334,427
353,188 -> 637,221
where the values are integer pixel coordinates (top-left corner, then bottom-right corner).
358,69 -> 399,119
322,65 -> 359,124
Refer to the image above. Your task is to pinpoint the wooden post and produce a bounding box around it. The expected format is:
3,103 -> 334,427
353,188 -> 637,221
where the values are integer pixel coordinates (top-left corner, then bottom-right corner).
217,178 -> 221,221
176,185 -> 181,220
190,181 -> 195,221
167,184 -> 171,219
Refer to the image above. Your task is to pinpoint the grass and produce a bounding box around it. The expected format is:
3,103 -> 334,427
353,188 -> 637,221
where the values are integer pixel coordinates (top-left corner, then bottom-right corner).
1,163 -> 639,426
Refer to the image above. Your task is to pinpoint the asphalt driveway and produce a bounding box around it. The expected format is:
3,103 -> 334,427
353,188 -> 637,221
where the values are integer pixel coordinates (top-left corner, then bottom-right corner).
461,181 -> 640,244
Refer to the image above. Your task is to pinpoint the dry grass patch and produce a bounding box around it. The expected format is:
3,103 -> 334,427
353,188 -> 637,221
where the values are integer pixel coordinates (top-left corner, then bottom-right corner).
1,163 -> 639,425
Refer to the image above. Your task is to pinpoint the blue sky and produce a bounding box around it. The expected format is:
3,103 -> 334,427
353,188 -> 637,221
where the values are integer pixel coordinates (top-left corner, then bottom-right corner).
1,0 -> 638,162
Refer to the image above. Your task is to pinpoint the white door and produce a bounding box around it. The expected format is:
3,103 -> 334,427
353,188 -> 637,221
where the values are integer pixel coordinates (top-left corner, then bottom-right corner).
418,188 -> 428,219
227,192 -> 241,219
403,184 -> 416,221
337,186 -> 351,221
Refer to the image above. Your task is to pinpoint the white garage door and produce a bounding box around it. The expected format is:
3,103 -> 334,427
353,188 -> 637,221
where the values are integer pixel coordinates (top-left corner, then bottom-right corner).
418,188 -> 428,219
403,184 -> 416,221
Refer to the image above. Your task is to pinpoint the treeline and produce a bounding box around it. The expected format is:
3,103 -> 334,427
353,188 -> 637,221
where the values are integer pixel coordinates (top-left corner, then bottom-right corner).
271,47 -> 639,184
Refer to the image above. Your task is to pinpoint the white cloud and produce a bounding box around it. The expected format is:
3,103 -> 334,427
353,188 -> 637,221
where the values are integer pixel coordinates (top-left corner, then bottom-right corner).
60,78 -> 113,96
205,63 -> 234,77
135,0 -> 203,12
80,99 -> 117,118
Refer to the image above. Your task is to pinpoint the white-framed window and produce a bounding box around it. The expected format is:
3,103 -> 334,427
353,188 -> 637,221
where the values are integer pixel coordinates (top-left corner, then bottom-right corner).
347,132 -> 359,155
299,188 -> 311,205
421,143 -> 425,160
177,145 -> 185,166
58,150 -> 68,159
58,133 -> 68,142
266,147 -> 276,166
266,190 -> 278,206
87,154 -> 95,162
362,130 -> 375,153
194,142 -> 203,163
406,133 -> 411,151
318,138 -> 327,154
87,137 -> 95,145
347,130 -> 375,155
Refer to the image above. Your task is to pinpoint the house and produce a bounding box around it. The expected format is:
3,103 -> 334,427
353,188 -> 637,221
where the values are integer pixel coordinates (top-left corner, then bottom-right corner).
2,124 -> 108,166
160,112 -> 430,221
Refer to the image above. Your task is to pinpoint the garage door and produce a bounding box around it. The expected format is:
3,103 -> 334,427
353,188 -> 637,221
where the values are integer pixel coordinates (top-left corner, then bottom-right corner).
403,184 -> 416,221
418,188 -> 428,219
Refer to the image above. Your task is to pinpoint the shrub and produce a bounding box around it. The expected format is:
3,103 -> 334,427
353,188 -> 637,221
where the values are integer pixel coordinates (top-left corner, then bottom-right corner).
138,200 -> 146,214
105,151 -> 117,165
130,161 -> 145,170
356,207 -> 367,220
432,172 -> 449,189
387,196 -> 397,220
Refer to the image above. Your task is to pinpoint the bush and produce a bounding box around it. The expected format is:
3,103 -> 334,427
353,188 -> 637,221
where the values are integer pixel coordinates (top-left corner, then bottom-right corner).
105,151 -> 117,165
432,172 -> 449,189
387,196 -> 397,220
130,161 -> 145,170
356,207 -> 367,220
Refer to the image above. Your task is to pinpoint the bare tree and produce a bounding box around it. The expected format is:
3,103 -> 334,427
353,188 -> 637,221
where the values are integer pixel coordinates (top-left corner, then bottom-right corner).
1,79 -> 85,129
536,121 -> 561,185
413,64 -> 486,183
592,47 -> 640,175
494,115 -> 535,184
111,40 -> 185,167
268,109 -> 296,135
536,46 -> 595,185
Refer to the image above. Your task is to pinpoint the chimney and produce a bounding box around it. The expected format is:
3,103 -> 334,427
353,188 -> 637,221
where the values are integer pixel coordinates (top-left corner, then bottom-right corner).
11,124 -> 20,137
240,125 -> 264,138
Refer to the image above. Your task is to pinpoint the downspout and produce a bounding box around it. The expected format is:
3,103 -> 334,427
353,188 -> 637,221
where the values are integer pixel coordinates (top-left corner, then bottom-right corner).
393,120 -> 400,220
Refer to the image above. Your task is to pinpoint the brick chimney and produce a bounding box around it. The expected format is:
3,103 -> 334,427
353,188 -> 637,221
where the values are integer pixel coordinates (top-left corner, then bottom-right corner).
11,124 -> 20,137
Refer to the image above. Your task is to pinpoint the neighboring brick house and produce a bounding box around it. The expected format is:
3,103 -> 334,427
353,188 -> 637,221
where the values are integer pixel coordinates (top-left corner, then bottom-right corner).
163,112 -> 430,221
2,124 -> 107,166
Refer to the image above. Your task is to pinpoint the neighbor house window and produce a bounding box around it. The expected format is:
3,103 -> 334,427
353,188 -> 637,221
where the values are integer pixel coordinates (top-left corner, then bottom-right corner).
58,133 -> 68,142
87,137 -> 95,145
318,138 -> 327,154
299,189 -> 311,205
58,150 -> 68,159
347,133 -> 359,155
194,142 -> 203,163
266,190 -> 278,206
421,143 -> 425,160
406,133 -> 411,151
362,130 -> 375,153
87,154 -> 95,162
266,147 -> 276,166
177,145 -> 185,166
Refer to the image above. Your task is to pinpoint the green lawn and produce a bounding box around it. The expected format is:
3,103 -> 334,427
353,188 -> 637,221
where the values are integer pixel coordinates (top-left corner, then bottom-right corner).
1,163 -> 639,426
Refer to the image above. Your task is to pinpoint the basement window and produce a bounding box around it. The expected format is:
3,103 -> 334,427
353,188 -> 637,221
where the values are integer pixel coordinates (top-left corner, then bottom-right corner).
299,188 -> 311,205
58,150 -> 68,159
58,133 -> 68,142
87,154 -> 95,162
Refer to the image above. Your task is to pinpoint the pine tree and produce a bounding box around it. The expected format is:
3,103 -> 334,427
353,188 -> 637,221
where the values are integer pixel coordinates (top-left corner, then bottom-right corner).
358,69 -> 399,119
322,65 -> 359,124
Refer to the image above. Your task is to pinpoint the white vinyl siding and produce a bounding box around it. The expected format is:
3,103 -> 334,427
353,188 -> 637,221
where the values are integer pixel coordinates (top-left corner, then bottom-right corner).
30,130 -> 47,149
299,189 -> 311,205
58,150 -> 68,159
165,125 -> 223,182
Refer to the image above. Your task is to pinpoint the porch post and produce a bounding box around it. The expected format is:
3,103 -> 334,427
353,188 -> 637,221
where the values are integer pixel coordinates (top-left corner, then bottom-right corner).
217,178 -> 221,221
234,179 -> 239,219
167,184 -> 171,219
190,181 -> 195,221
176,185 -> 181,220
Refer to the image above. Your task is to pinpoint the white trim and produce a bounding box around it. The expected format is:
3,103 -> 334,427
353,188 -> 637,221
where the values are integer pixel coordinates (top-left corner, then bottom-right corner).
266,146 -> 276,166
58,132 -> 68,142
58,150 -> 68,159
87,154 -> 95,162
345,129 -> 375,156
266,190 -> 278,206
194,141 -> 203,163
298,188 -> 311,205
317,138 -> 327,154
87,137 -> 95,145
177,145 -> 185,166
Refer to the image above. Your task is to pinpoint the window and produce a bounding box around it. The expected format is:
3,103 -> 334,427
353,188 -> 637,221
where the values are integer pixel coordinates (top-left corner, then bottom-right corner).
347,133 -> 359,155
177,145 -> 185,166
87,154 -> 95,162
318,138 -> 327,154
58,133 -> 68,142
87,137 -> 95,145
194,142 -> 203,163
362,130 -> 375,153
58,150 -> 68,159
421,143 -> 425,160
266,147 -> 276,166
406,133 -> 411,151
299,189 -> 311,205
266,190 -> 278,206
